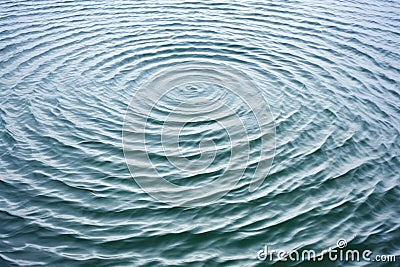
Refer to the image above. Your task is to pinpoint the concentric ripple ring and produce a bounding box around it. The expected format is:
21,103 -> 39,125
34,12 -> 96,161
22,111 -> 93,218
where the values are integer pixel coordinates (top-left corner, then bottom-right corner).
123,62 -> 276,206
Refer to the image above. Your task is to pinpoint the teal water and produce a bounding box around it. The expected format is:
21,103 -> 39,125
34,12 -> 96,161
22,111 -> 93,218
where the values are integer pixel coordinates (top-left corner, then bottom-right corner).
0,0 -> 399,266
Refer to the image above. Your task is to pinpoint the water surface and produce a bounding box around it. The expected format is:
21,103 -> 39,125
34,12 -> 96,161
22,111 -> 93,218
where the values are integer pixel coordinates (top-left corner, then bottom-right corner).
0,0 -> 399,266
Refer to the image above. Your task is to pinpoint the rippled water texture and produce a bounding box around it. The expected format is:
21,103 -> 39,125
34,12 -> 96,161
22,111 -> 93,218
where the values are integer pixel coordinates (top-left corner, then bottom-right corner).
1,0 -> 399,266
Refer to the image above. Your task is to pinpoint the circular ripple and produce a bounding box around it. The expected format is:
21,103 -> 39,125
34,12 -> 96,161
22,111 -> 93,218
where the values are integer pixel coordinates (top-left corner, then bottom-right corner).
123,62 -> 275,206
0,0 -> 399,266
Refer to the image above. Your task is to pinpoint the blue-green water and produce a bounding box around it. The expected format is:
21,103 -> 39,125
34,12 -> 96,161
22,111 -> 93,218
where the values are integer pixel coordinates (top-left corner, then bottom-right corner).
1,0 -> 399,266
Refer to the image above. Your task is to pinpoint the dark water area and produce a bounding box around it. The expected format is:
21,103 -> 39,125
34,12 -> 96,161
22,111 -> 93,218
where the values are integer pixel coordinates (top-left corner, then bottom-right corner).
0,0 -> 399,266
